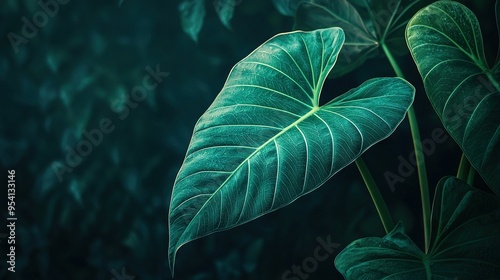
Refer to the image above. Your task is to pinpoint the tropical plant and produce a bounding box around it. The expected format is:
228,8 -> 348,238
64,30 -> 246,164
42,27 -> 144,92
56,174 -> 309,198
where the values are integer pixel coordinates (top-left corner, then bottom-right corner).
172,0 -> 500,278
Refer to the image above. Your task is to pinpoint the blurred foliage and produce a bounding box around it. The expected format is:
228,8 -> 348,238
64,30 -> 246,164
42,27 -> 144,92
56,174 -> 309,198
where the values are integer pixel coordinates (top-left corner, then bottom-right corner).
0,0 -> 496,279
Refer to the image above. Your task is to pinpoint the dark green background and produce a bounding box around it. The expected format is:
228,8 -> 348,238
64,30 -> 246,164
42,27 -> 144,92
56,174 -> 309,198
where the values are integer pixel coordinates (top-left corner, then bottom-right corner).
1,0 -> 496,279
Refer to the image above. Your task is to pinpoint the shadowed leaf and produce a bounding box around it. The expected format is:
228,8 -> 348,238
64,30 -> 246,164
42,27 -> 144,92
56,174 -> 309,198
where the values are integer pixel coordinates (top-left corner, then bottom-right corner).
179,0 -> 206,42
214,0 -> 237,29
335,177 -> 500,279
406,1 -> 500,195
292,0 -> 432,77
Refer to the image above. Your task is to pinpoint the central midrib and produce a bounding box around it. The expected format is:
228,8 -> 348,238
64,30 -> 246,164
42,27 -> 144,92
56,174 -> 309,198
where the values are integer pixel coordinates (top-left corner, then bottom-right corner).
183,105 -> 320,234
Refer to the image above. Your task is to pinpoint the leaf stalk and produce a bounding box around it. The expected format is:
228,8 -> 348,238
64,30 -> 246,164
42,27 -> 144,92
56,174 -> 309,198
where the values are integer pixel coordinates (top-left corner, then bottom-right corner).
457,153 -> 471,181
355,157 -> 395,234
382,42 -> 431,253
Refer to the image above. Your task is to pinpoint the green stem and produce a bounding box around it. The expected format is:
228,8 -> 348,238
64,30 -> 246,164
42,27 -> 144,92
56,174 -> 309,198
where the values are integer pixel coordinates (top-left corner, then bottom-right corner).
423,255 -> 432,280
457,153 -> 471,181
460,153 -> 476,186
407,106 -> 431,253
355,158 -> 395,234
467,166 -> 476,186
382,43 -> 405,78
485,71 -> 500,93
382,42 -> 431,253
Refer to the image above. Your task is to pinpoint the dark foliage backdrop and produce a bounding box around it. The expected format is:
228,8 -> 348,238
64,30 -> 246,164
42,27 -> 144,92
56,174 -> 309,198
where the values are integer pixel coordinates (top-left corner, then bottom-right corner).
1,0 -> 496,279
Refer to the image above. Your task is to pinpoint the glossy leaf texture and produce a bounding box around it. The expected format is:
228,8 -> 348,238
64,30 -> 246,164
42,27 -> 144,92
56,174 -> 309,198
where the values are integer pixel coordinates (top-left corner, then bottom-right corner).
168,27 -> 415,273
335,177 -> 500,279
288,0 -> 433,77
179,0 -> 237,41
406,1 -> 500,195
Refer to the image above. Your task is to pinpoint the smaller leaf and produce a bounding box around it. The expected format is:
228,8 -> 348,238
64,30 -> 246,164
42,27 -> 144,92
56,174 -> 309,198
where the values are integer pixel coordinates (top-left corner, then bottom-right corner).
213,0 -> 238,29
293,0 -> 434,77
335,222 -> 427,279
335,177 -> 500,279
294,0 -> 378,77
179,0 -> 206,42
271,0 -> 303,16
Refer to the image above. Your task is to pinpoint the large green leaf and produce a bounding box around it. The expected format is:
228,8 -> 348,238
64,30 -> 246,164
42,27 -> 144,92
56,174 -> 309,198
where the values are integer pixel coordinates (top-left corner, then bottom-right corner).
335,177 -> 500,279
291,0 -> 433,76
406,1 -> 500,195
168,27 -> 415,273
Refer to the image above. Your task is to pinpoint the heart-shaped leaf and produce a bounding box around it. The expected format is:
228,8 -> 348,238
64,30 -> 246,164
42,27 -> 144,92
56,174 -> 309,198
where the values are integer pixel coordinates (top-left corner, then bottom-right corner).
335,176 -> 500,279
290,0 -> 433,76
406,1 -> 500,195
169,27 -> 415,273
